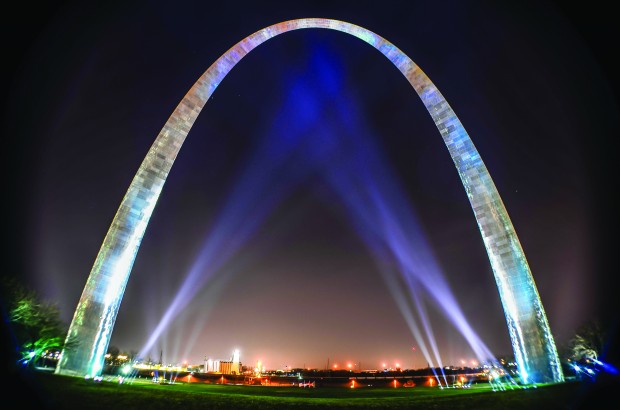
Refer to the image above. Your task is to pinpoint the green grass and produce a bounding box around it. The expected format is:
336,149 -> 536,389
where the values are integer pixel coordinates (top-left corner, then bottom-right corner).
18,371 -> 616,409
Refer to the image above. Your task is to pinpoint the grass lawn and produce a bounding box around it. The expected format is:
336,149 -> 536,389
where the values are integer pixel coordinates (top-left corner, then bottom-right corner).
13,370 -> 618,410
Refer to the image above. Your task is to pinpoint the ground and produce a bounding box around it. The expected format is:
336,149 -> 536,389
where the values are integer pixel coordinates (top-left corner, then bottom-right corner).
12,370 -> 618,410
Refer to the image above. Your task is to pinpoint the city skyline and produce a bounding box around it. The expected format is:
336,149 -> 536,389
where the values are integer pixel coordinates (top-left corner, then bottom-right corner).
3,1 -> 618,373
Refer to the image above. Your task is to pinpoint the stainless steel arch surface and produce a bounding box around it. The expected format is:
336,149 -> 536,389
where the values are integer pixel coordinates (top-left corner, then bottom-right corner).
56,18 -> 563,383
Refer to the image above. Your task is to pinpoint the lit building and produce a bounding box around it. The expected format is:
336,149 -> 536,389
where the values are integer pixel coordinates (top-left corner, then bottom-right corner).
204,358 -> 219,373
219,361 -> 234,375
204,349 -> 241,375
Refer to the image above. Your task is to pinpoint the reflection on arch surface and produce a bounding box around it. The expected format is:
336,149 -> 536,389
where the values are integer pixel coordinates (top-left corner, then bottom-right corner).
56,18 -> 563,384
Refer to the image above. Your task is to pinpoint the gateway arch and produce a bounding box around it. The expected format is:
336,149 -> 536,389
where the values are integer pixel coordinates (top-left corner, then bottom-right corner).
56,18 -> 563,384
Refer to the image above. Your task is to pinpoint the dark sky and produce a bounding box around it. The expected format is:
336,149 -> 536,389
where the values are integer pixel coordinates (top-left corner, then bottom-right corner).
3,0 -> 618,370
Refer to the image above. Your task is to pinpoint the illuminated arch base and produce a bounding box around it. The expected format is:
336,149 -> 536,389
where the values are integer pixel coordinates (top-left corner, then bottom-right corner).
56,18 -> 563,383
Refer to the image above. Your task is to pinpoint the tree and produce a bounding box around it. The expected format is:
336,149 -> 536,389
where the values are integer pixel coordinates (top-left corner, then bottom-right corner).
568,321 -> 606,362
1,277 -> 71,368
107,345 -> 120,357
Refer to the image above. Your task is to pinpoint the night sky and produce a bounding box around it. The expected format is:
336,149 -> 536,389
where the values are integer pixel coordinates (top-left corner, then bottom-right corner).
3,0 -> 618,371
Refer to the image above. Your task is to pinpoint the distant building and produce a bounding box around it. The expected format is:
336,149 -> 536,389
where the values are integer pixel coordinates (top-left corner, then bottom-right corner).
231,349 -> 240,374
219,361 -> 234,374
204,358 -> 219,373
204,349 -> 241,375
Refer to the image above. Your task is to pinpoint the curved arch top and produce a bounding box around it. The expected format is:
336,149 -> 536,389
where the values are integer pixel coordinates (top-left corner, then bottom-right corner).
56,18 -> 563,383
